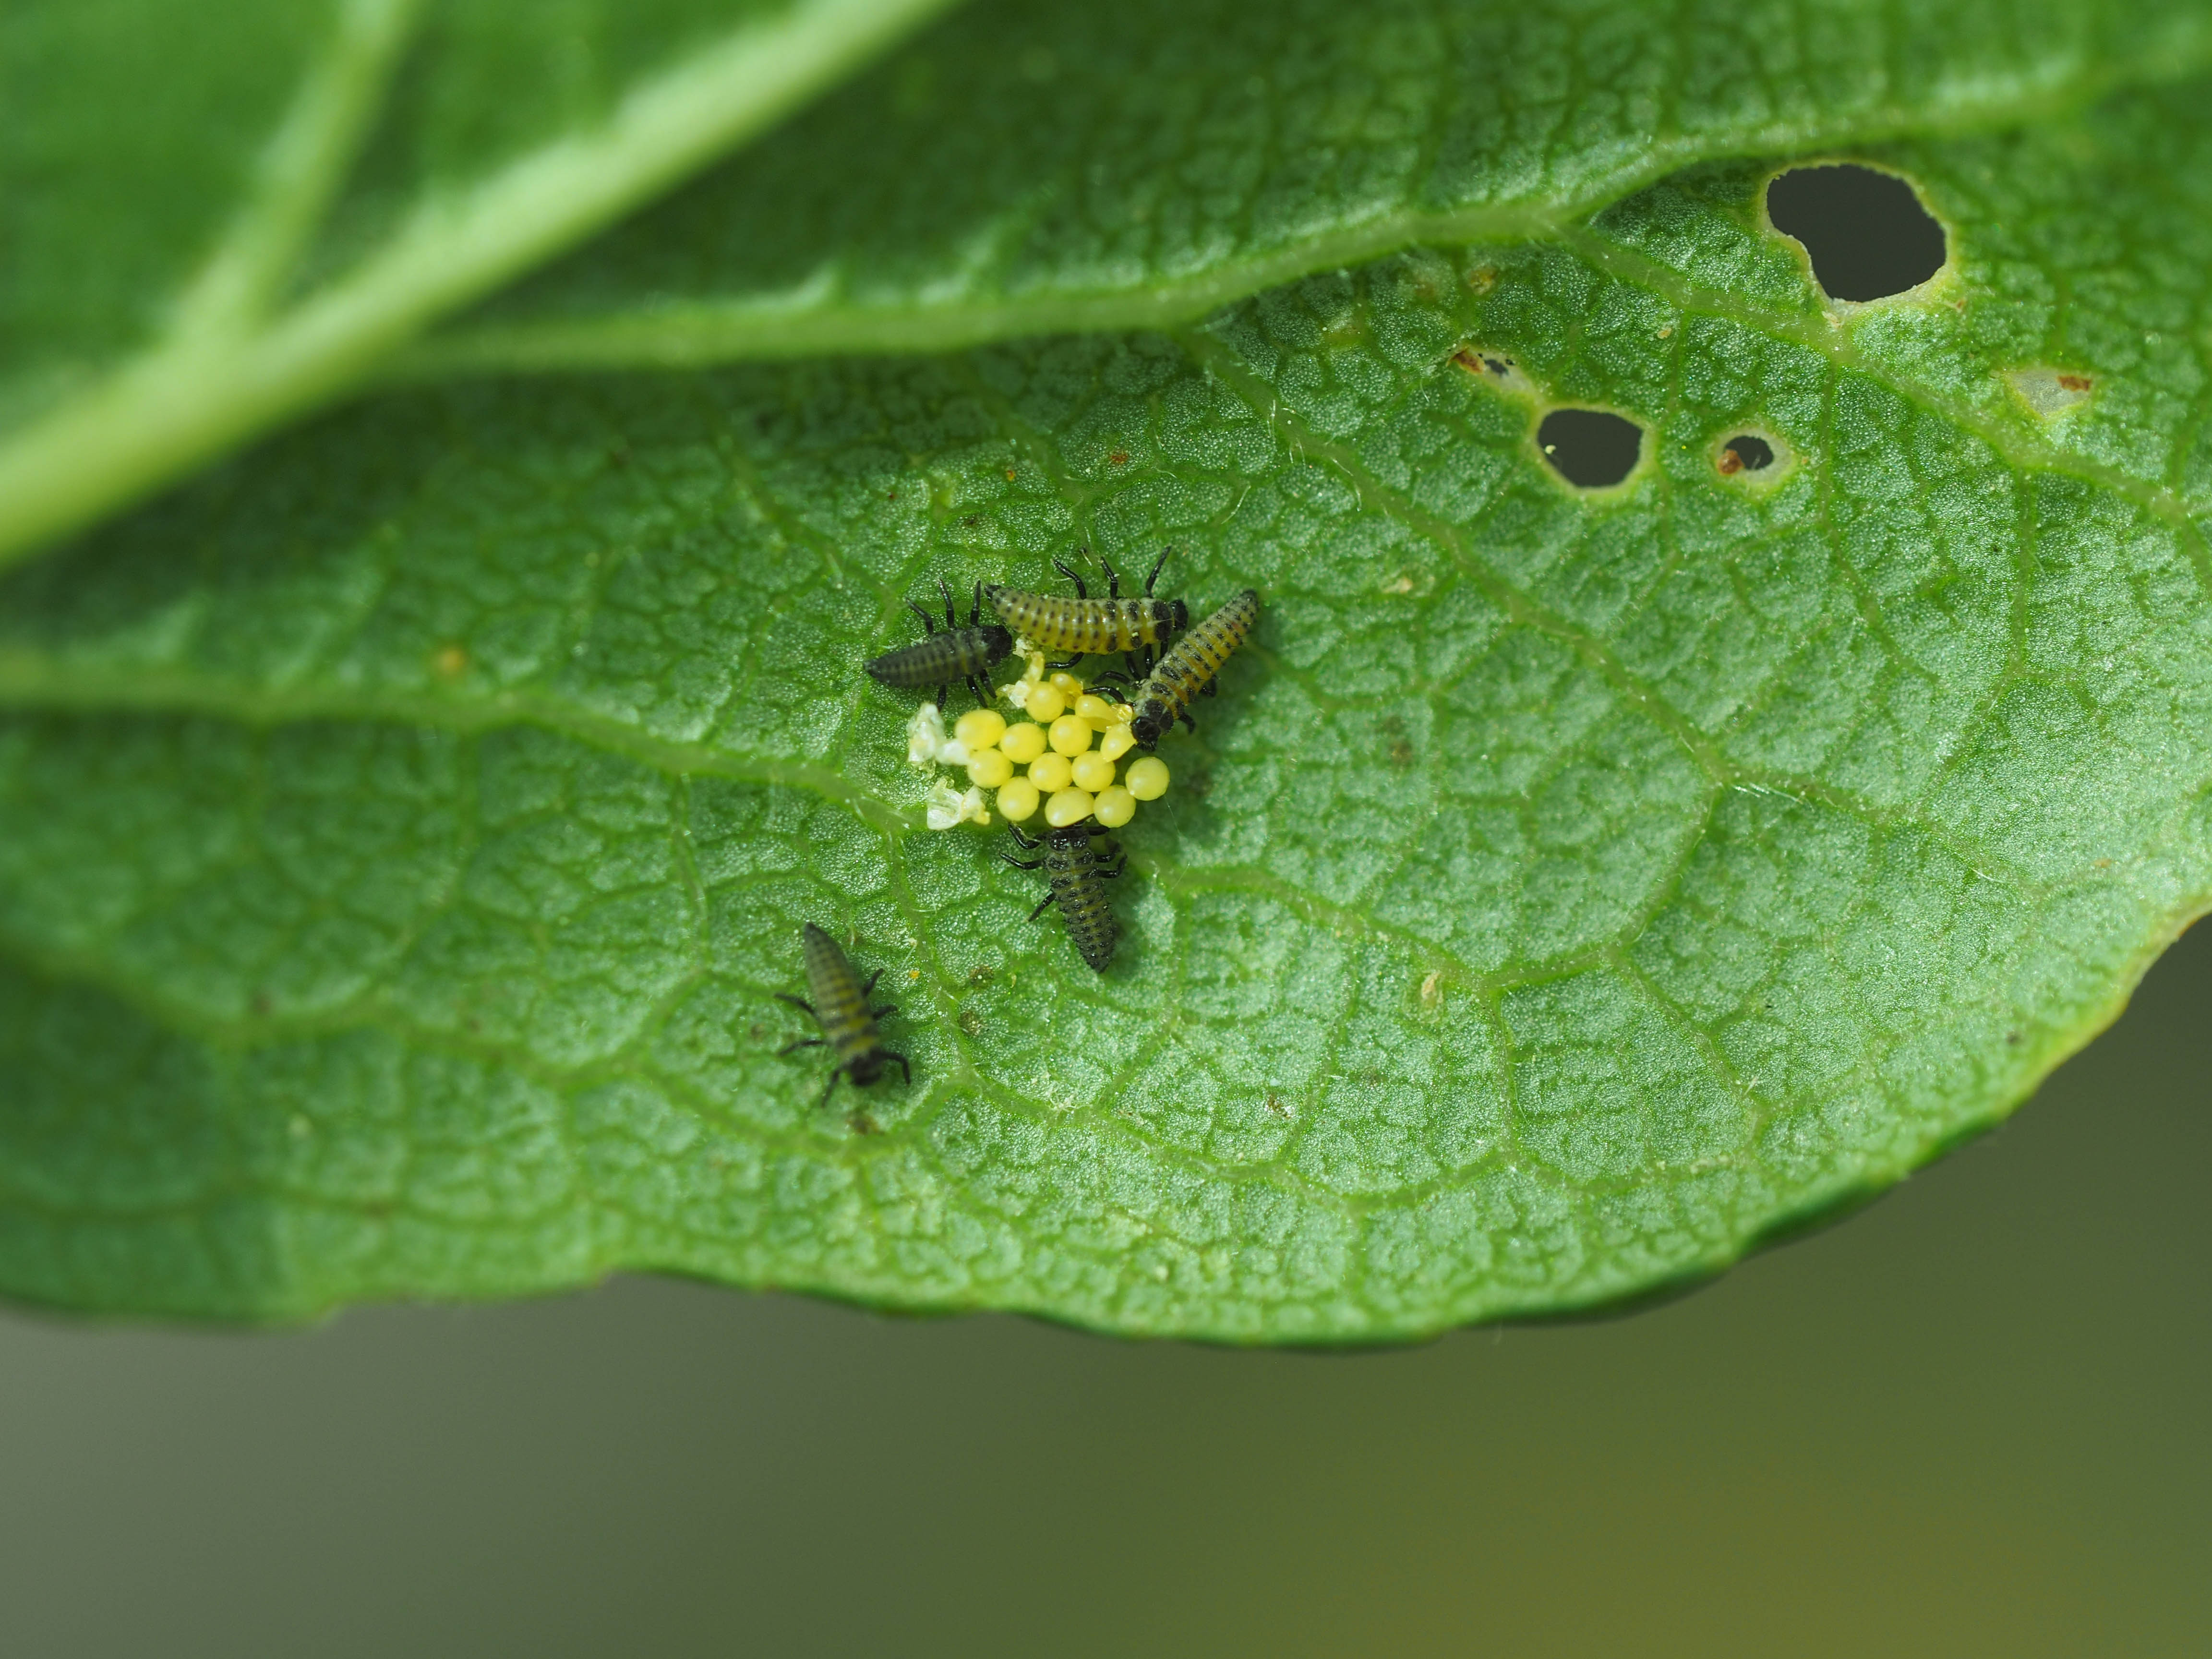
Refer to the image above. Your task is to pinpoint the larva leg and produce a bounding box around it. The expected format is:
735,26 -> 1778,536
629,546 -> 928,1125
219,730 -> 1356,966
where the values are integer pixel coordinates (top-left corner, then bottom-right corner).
775,993 -> 817,1016
777,1037 -> 827,1055
1028,894 -> 1055,923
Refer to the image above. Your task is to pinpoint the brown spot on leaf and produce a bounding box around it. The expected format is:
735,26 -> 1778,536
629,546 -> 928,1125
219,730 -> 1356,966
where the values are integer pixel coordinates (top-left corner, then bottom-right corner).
1108,449 -> 1130,467
967,964 -> 995,986
1717,450 -> 1743,476
434,644 -> 468,678
1467,266 -> 1497,296
847,1111 -> 881,1136
2057,373 -> 2093,392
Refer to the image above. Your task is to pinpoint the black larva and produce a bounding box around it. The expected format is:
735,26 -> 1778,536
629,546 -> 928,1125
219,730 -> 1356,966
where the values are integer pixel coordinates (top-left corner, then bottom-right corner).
777,923 -> 910,1107
865,577 -> 1014,709
1001,822 -> 1124,972
984,546 -> 1188,677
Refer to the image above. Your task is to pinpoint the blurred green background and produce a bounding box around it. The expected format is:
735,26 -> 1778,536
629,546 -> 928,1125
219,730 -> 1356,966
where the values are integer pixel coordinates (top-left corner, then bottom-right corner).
2,922 -> 2206,1656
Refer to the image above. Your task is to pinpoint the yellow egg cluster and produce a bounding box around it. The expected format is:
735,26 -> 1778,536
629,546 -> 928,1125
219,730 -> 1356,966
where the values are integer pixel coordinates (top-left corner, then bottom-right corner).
954,670 -> 1169,829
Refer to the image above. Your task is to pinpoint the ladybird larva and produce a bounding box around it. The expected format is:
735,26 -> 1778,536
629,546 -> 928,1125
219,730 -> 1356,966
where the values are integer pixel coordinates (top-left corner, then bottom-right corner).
866,577 -> 1013,710
776,924 -> 911,1106
1100,589 -> 1260,751
1000,821 -> 1124,972
985,547 -> 1188,677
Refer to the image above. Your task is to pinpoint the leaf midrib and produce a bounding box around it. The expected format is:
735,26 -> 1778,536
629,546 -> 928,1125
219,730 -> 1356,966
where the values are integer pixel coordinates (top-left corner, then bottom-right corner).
0,0 -> 967,573
396,47 -> 2212,378
7,26 -> 2212,582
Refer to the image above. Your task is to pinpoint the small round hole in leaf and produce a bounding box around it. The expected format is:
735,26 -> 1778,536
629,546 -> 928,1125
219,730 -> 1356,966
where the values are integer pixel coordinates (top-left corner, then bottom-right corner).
1537,408 -> 1644,489
1718,434 -> 1775,475
1766,164 -> 1946,301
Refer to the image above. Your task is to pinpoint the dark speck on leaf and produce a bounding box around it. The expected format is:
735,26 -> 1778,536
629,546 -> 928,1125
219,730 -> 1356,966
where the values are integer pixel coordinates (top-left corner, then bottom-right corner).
957,1006 -> 983,1035
1109,449 -> 1130,466
2006,1031 -> 2022,1045
967,964 -> 995,986
847,1111 -> 881,1136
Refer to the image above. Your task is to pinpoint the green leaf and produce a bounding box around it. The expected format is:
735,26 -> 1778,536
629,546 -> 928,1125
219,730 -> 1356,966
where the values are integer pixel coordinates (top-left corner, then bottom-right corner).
4,3 -> 2212,1336
427,0 -> 2212,364
0,0 -> 965,566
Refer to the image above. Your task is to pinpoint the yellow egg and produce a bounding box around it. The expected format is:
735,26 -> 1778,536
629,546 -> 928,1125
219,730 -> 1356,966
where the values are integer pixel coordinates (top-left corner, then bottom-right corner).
1070,750 -> 1116,793
1074,694 -> 1118,726
996,777 -> 1040,822
1125,756 -> 1169,800
1097,725 -> 1136,763
1048,714 -> 1094,757
998,721 -> 1047,763
952,707 -> 1007,751
1028,751 -> 1073,793
1093,785 -> 1136,828
967,748 -> 1014,789
1044,787 -> 1095,827
1049,671 -> 1084,697
1025,683 -> 1066,724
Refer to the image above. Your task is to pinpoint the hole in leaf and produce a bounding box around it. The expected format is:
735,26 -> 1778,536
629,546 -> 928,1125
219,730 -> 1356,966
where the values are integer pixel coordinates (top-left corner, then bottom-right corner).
1718,434 -> 1775,474
1766,164 -> 1947,301
1537,409 -> 1644,488
2007,366 -> 2096,416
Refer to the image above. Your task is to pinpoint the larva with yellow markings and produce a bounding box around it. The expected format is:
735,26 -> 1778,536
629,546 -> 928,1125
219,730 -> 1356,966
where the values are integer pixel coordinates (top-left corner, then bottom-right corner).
1000,822 -> 1124,972
985,547 -> 1187,676
776,924 -> 910,1106
1104,589 -> 1260,751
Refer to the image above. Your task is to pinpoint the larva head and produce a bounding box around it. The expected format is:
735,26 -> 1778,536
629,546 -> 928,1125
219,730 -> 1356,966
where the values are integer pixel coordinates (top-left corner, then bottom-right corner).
1130,696 -> 1172,750
979,624 -> 1015,662
846,1050 -> 887,1086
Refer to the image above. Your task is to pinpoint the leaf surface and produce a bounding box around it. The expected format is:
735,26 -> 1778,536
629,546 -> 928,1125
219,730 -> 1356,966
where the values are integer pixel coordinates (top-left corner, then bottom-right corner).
3,5 -> 2212,1336
0,0 -> 963,565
